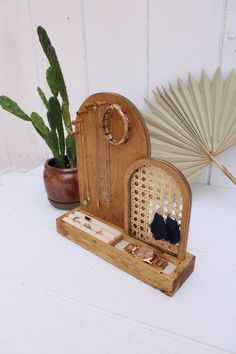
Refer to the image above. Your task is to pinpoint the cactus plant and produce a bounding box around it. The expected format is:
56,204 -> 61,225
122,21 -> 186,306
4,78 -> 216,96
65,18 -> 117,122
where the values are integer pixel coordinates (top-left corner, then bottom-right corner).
0,25 -> 76,169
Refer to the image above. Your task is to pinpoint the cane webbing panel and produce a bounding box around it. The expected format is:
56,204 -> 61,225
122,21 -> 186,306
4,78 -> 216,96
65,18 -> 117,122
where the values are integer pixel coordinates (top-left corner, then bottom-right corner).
130,165 -> 184,255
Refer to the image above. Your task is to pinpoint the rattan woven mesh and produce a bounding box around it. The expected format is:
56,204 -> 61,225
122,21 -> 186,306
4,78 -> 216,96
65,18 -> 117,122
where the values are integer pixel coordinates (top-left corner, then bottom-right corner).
130,165 -> 183,253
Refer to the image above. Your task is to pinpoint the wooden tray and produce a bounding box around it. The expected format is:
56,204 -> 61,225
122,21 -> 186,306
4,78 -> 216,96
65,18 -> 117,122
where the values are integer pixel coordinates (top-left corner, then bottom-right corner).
56,208 -> 195,296
57,92 -> 195,296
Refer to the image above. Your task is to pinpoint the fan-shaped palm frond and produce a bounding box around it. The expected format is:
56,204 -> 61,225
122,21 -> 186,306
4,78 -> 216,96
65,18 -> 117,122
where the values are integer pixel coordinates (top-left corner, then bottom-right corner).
143,69 -> 236,184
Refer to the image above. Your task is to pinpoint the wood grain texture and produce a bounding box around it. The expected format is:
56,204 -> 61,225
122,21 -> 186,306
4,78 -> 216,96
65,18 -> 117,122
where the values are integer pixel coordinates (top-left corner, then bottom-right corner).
76,92 -> 150,228
57,207 -> 195,296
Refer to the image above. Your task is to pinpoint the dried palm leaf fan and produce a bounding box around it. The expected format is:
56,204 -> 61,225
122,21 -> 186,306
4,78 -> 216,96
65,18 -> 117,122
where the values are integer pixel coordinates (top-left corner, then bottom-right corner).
143,69 -> 236,184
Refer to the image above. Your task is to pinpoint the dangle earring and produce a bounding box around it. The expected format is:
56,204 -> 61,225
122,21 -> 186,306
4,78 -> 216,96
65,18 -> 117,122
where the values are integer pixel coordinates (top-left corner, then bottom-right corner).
150,210 -> 167,240
166,215 -> 180,244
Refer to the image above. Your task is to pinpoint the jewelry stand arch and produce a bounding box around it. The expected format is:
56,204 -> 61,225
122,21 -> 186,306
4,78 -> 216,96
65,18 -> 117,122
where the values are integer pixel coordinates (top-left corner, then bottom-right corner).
74,92 -> 150,228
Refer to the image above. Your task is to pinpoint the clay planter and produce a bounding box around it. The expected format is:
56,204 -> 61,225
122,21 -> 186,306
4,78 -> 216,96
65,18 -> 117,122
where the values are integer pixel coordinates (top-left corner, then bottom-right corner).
43,158 -> 80,210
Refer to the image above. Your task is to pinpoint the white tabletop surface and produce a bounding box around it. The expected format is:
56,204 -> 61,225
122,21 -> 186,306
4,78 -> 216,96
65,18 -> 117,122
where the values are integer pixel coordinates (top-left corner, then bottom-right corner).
0,166 -> 235,354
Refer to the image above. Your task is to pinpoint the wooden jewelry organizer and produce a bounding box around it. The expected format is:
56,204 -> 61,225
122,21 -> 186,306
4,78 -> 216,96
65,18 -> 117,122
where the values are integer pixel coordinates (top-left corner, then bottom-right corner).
57,93 -> 195,296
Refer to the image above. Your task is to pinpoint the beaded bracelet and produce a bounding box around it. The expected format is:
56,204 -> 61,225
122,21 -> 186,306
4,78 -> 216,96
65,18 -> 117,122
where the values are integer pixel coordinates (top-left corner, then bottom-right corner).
102,103 -> 131,145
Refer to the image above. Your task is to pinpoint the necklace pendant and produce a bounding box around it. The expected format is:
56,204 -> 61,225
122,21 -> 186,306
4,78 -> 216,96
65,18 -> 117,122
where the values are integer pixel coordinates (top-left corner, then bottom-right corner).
105,193 -> 111,205
82,199 -> 89,206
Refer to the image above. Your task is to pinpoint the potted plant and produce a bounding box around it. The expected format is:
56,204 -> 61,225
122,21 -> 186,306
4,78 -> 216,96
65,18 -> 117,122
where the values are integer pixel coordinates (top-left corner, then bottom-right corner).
0,26 -> 79,209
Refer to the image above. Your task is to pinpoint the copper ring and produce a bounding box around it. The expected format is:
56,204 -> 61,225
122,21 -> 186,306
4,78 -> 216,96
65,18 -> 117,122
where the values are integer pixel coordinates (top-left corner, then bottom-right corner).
73,217 -> 81,223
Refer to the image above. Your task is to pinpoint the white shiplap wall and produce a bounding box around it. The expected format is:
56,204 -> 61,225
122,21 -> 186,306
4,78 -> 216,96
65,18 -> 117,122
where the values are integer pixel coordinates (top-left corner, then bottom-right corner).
0,0 -> 235,188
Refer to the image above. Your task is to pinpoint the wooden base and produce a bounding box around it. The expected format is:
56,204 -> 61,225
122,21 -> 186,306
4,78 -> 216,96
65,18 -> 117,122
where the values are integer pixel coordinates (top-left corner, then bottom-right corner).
56,207 -> 195,296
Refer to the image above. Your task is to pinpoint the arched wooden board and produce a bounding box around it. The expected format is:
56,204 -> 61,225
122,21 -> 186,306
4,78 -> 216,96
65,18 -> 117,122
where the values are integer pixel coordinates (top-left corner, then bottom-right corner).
124,158 -> 192,260
75,93 -> 150,228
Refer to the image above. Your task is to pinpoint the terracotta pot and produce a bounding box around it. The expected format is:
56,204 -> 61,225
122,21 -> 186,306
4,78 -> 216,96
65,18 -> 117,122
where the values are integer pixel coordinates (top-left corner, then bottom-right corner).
43,158 -> 80,210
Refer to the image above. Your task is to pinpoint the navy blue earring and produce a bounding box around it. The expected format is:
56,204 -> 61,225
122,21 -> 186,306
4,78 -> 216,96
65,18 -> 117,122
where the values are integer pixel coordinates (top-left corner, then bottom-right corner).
150,212 -> 168,240
166,216 -> 180,244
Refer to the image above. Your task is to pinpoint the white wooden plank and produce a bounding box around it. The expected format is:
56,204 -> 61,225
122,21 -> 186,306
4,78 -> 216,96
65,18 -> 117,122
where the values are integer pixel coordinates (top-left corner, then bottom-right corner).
0,0 -> 88,172
84,0 -> 147,109
149,0 -> 225,88
0,0 -> 49,171
1,0 -> 235,187
190,183 -> 236,257
0,275 -> 230,354
28,0 -> 87,117
210,0 -> 236,188
0,170 -> 235,353
218,0 -> 236,73
148,0 -> 226,184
